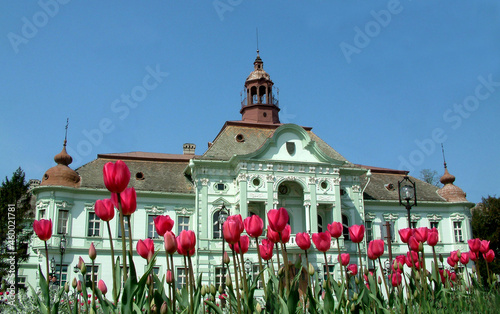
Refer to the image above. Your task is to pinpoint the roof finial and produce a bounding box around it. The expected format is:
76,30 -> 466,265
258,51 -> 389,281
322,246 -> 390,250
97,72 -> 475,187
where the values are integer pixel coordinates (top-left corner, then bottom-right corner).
64,118 -> 69,146
256,27 -> 259,56
441,143 -> 447,169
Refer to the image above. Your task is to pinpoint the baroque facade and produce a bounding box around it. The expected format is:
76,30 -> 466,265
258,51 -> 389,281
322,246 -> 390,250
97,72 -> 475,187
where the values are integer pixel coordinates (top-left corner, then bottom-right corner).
21,53 -> 474,293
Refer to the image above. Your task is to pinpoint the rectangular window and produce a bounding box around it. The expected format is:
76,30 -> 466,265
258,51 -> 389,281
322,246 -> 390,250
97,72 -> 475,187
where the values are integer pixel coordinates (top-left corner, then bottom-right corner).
56,264 -> 69,286
214,267 -> 227,290
148,215 -> 159,239
39,209 -> 46,219
323,265 -> 335,282
57,210 -> 69,234
381,221 -> 395,242
87,212 -> 100,237
177,267 -> 187,289
177,216 -> 190,234
17,276 -> 27,290
410,221 -> 417,229
252,265 -> 263,289
430,221 -> 439,230
366,221 -> 373,243
118,218 -> 130,238
454,221 -> 463,242
85,265 -> 99,288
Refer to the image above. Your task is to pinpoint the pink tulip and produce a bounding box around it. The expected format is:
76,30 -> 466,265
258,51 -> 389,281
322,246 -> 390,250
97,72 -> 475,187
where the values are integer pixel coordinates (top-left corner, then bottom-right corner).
447,256 -> 456,267
178,230 -> 196,255
230,235 -> 249,254
295,232 -> 311,251
166,270 -> 173,284
469,251 -> 477,262
347,264 -> 358,276
414,227 -> 429,243
398,228 -> 412,244
460,252 -> 469,265
163,231 -> 177,254
94,199 -> 115,222
244,215 -> 264,238
223,215 -> 244,245
327,222 -> 343,238
103,160 -> 130,193
484,249 -> 495,263
112,187 -> 137,215
408,236 -> 420,252
468,238 -> 481,253
427,230 -> 439,247
479,240 -> 490,254
266,225 -> 280,243
338,253 -> 350,266
98,280 -> 107,295
391,272 -> 402,287
136,238 -> 155,261
89,242 -> 96,261
260,239 -> 274,261
368,239 -> 385,259
267,207 -> 289,233
312,232 -> 331,252
348,225 -> 365,243
154,215 -> 174,237
450,251 -> 459,263
33,219 -> 53,241
280,224 -> 291,243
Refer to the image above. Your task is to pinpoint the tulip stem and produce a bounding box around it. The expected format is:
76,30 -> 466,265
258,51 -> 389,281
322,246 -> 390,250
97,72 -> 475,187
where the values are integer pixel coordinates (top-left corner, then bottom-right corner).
118,194 -> 128,283
126,215 -> 133,263
275,243 -> 281,275
377,258 -> 390,299
170,254 -> 176,313
357,243 -> 364,282
238,240 -> 249,297
305,250 -> 311,289
280,241 -> 290,294
91,259 -> 96,310
255,237 -> 267,297
323,251 -> 331,288
336,241 -> 345,284
44,241 -> 50,286
232,249 -> 242,314
106,221 -> 118,305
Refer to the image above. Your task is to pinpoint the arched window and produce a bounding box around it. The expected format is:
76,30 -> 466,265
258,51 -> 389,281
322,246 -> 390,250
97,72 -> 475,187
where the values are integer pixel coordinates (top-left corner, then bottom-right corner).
342,214 -> 350,240
318,215 -> 323,233
213,211 -> 222,239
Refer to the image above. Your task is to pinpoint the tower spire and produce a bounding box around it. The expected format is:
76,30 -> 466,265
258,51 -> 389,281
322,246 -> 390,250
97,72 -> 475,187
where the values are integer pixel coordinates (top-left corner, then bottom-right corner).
441,143 -> 447,169
64,118 -> 69,146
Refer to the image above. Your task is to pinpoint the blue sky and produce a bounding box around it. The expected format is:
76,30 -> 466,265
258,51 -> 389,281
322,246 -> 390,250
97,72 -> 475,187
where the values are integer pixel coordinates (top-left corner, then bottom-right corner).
1,1 -> 499,203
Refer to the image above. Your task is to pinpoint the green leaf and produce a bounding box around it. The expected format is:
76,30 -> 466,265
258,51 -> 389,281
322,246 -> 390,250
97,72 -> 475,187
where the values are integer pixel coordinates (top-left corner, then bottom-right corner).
114,256 -> 121,301
38,264 -> 50,310
121,251 -> 139,314
205,300 -> 224,314
278,295 -> 290,314
323,282 -> 335,313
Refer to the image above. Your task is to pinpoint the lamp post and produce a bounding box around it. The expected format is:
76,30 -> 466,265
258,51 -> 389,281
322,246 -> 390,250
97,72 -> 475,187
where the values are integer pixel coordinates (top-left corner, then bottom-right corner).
50,257 -> 56,287
59,234 -> 67,286
217,204 -> 229,293
398,175 -> 417,229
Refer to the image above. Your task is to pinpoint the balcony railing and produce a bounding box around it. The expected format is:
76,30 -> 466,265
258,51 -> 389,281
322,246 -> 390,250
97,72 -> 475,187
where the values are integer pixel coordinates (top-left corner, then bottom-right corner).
241,95 -> 279,109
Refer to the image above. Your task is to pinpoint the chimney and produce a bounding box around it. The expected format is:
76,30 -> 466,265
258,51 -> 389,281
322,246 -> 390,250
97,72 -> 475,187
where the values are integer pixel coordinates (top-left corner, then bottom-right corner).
183,143 -> 196,155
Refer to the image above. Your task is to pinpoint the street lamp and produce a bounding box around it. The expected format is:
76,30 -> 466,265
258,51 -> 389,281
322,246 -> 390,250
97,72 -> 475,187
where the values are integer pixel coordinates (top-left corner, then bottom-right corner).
50,257 -> 56,286
59,234 -> 67,286
398,175 -> 417,228
216,204 -> 229,293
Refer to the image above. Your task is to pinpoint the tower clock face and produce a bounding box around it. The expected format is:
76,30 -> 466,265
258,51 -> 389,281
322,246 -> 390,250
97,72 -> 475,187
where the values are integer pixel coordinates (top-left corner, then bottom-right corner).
279,185 -> 288,195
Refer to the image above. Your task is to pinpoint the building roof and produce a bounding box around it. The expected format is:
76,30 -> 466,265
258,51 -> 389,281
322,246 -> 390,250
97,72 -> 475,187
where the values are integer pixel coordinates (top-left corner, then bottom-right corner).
198,121 -> 350,163
40,141 -> 81,188
76,153 -> 195,194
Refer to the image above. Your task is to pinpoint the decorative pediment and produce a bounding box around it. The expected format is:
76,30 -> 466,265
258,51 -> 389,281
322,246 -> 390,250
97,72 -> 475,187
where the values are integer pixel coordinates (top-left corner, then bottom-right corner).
55,200 -> 73,210
450,213 -> 466,222
175,207 -> 194,216
383,213 -> 399,222
85,202 -> 95,211
410,214 -> 421,221
427,214 -> 443,222
36,200 -> 50,211
365,212 -> 377,221
144,205 -> 166,214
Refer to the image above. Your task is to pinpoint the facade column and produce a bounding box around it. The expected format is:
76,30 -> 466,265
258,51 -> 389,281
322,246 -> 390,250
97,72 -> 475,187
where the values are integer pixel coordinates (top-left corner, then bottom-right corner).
238,174 -> 248,218
200,178 -> 209,238
266,174 -> 275,227
308,177 -> 318,233
332,174 -> 342,224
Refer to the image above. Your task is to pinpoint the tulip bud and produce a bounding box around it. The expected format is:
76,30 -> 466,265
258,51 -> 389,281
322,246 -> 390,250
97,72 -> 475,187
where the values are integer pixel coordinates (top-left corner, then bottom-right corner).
472,265 -> 476,273
202,285 -> 208,296
166,270 -> 173,285
456,250 -> 462,259
210,284 -> 216,296
150,300 -> 156,313
64,282 -> 69,293
218,285 -> 223,294
89,242 -> 97,261
160,302 -> 168,314
256,302 -> 262,313
415,271 -> 420,281
72,278 -> 77,289
80,263 -> 87,275
355,277 -> 359,284
353,292 -> 358,301
223,252 -> 230,265
378,276 -> 382,285
77,280 -> 82,292
147,274 -> 152,286
278,266 -> 284,276
226,274 -> 232,288
439,254 -> 443,264
418,242 -> 424,252
351,304 -> 356,312
308,263 -> 315,276
413,290 -> 418,298
364,267 -> 369,276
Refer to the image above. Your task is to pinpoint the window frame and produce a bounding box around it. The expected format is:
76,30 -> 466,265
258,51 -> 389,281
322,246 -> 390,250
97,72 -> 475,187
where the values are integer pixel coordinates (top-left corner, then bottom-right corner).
87,212 -> 101,237
453,221 -> 463,242
147,215 -> 160,239
177,216 -> 190,234
57,209 -> 69,234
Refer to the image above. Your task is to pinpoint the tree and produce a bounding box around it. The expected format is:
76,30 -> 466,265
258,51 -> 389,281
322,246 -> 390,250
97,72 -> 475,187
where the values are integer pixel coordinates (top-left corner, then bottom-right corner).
0,167 -> 34,292
419,169 -> 442,187
471,196 -> 500,285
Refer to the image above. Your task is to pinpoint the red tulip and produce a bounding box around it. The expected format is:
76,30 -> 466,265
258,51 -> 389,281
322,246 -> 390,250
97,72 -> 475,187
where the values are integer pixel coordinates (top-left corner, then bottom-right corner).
137,238 -> 155,261
280,224 -> 291,243
112,187 -> 137,215
295,232 -> 311,251
223,215 -> 244,245
166,270 -> 173,284
89,242 -> 96,261
427,230 -> 439,247
267,207 -> 289,233
95,199 -> 115,222
260,239 -> 274,261
414,227 -> 429,243
77,280 -> 82,292
244,215 -> 264,238
98,280 -> 107,295
230,235 -> 249,254
447,256 -> 456,267
468,238 -> 481,253
33,219 -> 53,241
348,225 -> 365,243
406,251 -> 418,267
327,222 -> 343,238
460,252 -> 469,265
338,253 -> 350,266
450,251 -> 459,263
154,215 -> 174,237
164,231 -> 177,254
408,236 -> 420,252
484,249 -> 495,263
266,225 -> 280,243
391,272 -> 402,287
312,232 -> 331,252
395,255 -> 406,270
469,251 -> 477,262
368,239 -> 385,259
479,240 -> 490,254
178,230 -> 196,255
103,160 -> 130,193
347,264 -> 358,276
398,228 -> 412,244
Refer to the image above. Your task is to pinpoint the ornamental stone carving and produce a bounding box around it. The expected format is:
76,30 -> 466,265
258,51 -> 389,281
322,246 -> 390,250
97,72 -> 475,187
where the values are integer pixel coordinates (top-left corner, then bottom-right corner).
332,168 -> 340,175
200,178 -> 209,186
317,195 -> 334,202
308,177 -> 318,184
175,207 -> 194,215
383,213 -> 399,222
36,200 -> 50,211
55,200 -> 73,210
145,205 -> 166,214
266,174 -> 275,182
237,174 -> 248,182
248,192 -> 267,199
450,213 -> 466,222
410,214 -> 421,221
352,185 -> 360,192
365,212 -> 377,221
309,166 -> 316,173
427,214 -> 443,222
